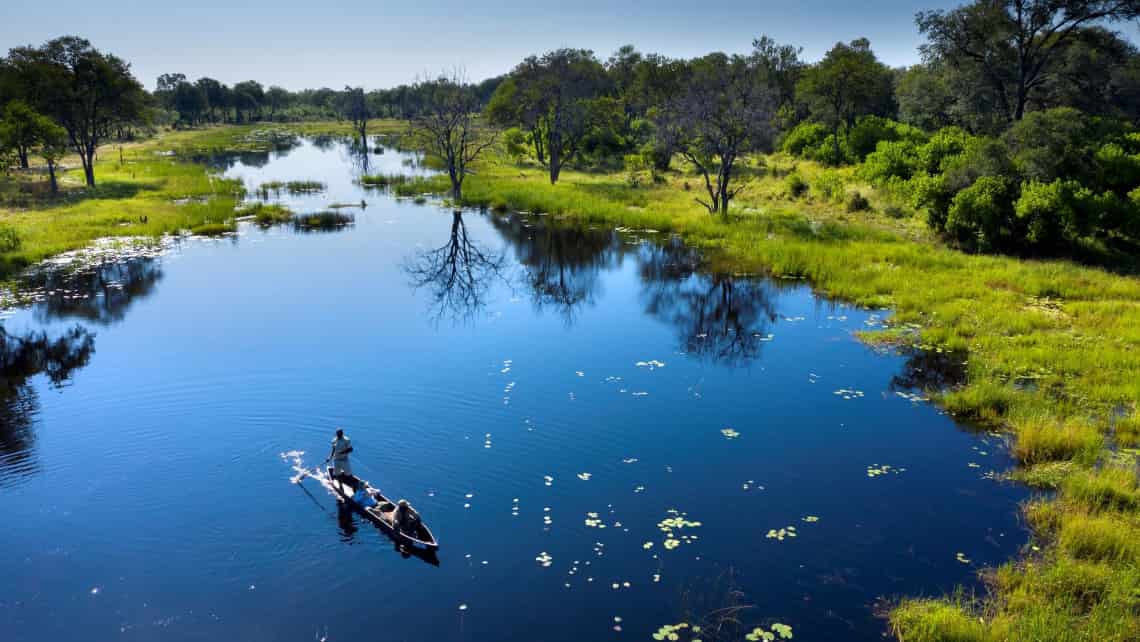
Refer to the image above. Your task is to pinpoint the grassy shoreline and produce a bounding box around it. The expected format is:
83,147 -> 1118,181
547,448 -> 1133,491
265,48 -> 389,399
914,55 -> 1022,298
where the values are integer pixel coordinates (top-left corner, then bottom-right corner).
4,122 -> 1138,640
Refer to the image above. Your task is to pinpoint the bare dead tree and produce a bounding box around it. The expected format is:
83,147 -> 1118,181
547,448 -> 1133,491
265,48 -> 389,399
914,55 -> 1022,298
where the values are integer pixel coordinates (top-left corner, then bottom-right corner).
409,71 -> 497,201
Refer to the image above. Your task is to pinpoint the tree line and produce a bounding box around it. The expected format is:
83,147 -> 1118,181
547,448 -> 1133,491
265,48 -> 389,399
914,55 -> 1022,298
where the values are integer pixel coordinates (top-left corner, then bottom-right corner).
5,0 -> 1140,258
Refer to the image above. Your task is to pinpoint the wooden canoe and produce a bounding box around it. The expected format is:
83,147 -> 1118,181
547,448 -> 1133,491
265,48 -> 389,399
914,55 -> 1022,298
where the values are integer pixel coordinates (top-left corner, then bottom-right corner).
327,468 -> 439,551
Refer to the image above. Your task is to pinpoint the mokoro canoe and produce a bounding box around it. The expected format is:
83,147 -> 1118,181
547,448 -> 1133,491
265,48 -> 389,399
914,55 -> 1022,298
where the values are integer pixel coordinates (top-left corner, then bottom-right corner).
327,468 -> 439,550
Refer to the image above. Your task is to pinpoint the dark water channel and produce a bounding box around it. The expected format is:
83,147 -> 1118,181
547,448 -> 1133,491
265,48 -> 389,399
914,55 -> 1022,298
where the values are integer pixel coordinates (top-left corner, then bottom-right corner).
0,138 -> 1029,642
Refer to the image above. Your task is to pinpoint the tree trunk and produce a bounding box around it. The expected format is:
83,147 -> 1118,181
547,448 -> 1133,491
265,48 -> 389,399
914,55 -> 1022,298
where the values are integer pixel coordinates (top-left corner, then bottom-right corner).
82,147 -> 96,187
47,160 -> 58,194
17,145 -> 29,169
549,145 -> 561,184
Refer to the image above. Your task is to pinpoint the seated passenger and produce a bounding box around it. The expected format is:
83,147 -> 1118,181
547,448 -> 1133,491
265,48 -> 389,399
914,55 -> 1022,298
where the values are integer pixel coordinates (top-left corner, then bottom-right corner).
352,484 -> 378,508
393,499 -> 421,532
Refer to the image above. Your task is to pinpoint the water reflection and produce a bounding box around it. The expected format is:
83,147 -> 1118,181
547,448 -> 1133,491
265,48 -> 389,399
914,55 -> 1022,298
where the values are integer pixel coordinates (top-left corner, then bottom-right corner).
404,211 -> 509,323
191,132 -> 302,171
0,325 -> 96,484
489,214 -> 618,323
30,258 -> 163,325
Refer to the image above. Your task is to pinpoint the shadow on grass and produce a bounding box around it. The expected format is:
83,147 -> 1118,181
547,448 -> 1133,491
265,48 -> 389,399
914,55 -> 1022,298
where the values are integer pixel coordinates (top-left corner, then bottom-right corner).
1,178 -> 160,211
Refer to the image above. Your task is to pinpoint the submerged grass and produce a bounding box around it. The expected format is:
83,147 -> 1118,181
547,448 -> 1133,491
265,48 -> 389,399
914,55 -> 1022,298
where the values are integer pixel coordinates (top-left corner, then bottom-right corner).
4,121 -> 1139,640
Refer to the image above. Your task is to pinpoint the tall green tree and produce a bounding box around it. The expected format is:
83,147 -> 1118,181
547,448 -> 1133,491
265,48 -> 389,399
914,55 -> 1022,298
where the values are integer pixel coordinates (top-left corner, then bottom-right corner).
487,49 -> 610,184
38,118 -> 68,193
340,86 -> 369,144
6,36 -> 146,187
194,77 -> 227,123
655,53 -> 777,215
0,100 -> 44,168
795,38 -> 895,163
917,0 -> 1140,123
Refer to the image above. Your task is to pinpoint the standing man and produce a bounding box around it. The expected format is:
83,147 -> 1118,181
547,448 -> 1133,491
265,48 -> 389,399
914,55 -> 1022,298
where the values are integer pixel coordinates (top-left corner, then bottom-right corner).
327,428 -> 354,482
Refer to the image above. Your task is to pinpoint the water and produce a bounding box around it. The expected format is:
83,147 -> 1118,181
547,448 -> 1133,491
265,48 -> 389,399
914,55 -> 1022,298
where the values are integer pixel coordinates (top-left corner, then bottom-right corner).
1,139 -> 1029,642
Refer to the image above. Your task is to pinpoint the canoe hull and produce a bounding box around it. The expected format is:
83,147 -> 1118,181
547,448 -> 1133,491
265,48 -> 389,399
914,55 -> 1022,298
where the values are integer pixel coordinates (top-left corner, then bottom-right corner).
327,469 -> 439,551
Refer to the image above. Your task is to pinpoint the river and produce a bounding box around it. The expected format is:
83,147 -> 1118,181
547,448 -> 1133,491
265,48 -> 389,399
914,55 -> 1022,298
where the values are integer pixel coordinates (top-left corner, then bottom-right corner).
0,137 -> 1029,642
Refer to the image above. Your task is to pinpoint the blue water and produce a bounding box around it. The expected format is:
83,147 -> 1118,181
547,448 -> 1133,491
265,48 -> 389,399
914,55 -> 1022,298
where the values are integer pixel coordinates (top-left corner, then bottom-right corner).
0,139 -> 1029,642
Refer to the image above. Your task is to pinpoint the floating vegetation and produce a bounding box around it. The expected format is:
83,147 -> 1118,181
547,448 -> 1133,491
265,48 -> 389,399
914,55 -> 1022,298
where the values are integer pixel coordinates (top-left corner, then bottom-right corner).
834,388 -> 865,400
543,475 -> 553,487
742,480 -> 763,491
584,512 -> 605,528
955,552 -> 971,564
651,622 -> 700,641
895,390 -> 929,403
866,464 -> 906,478
745,623 -> 794,641
802,515 -> 820,523
577,472 -> 592,481
657,509 -> 701,550
535,551 -> 553,567
292,211 -> 354,231
636,359 -> 666,369
721,428 -> 741,439
766,526 -> 797,541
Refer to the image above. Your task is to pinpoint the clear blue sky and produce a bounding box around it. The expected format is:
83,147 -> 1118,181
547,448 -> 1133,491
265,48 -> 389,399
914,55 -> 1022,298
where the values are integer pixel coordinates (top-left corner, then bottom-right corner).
3,0 -> 1128,91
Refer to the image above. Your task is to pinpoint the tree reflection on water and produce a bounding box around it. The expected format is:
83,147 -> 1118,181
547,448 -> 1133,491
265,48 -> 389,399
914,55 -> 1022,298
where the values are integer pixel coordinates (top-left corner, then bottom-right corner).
404,211 -> 509,323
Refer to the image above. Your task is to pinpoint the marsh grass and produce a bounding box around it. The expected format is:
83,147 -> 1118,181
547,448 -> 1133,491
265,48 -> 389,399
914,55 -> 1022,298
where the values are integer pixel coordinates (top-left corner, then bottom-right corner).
292,210 -> 354,231
235,202 -> 294,226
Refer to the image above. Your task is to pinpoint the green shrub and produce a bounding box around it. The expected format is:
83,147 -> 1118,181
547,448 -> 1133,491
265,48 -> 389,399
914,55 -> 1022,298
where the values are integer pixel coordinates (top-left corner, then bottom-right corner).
845,116 -> 927,161
945,175 -> 1016,251
1002,107 -> 1091,183
846,191 -> 871,212
1015,180 -> 1084,249
502,127 -> 529,163
917,126 -> 973,174
860,139 -> 921,183
812,169 -> 846,202
0,225 -> 21,253
1094,142 -> 1140,192
943,137 -> 1017,193
883,204 -> 909,219
780,121 -> 830,157
784,172 -> 809,198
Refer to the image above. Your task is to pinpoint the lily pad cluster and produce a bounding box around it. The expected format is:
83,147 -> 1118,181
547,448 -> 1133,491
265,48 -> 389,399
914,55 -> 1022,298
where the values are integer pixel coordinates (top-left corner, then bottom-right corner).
721,428 -> 741,439
866,464 -> 905,478
657,509 -> 702,551
766,526 -> 797,541
745,623 -> 793,640
834,388 -> 865,400
651,622 -> 700,641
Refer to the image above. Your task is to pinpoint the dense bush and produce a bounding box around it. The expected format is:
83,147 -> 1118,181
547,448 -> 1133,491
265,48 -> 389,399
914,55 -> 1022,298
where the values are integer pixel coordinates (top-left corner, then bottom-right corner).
0,225 -> 21,253
945,175 -> 1016,251
846,191 -> 871,212
784,172 -> 809,198
780,122 -> 830,157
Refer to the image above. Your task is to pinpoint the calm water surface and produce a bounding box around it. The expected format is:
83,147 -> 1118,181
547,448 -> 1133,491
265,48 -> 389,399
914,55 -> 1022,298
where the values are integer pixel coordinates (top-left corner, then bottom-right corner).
1,139 -> 1029,642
